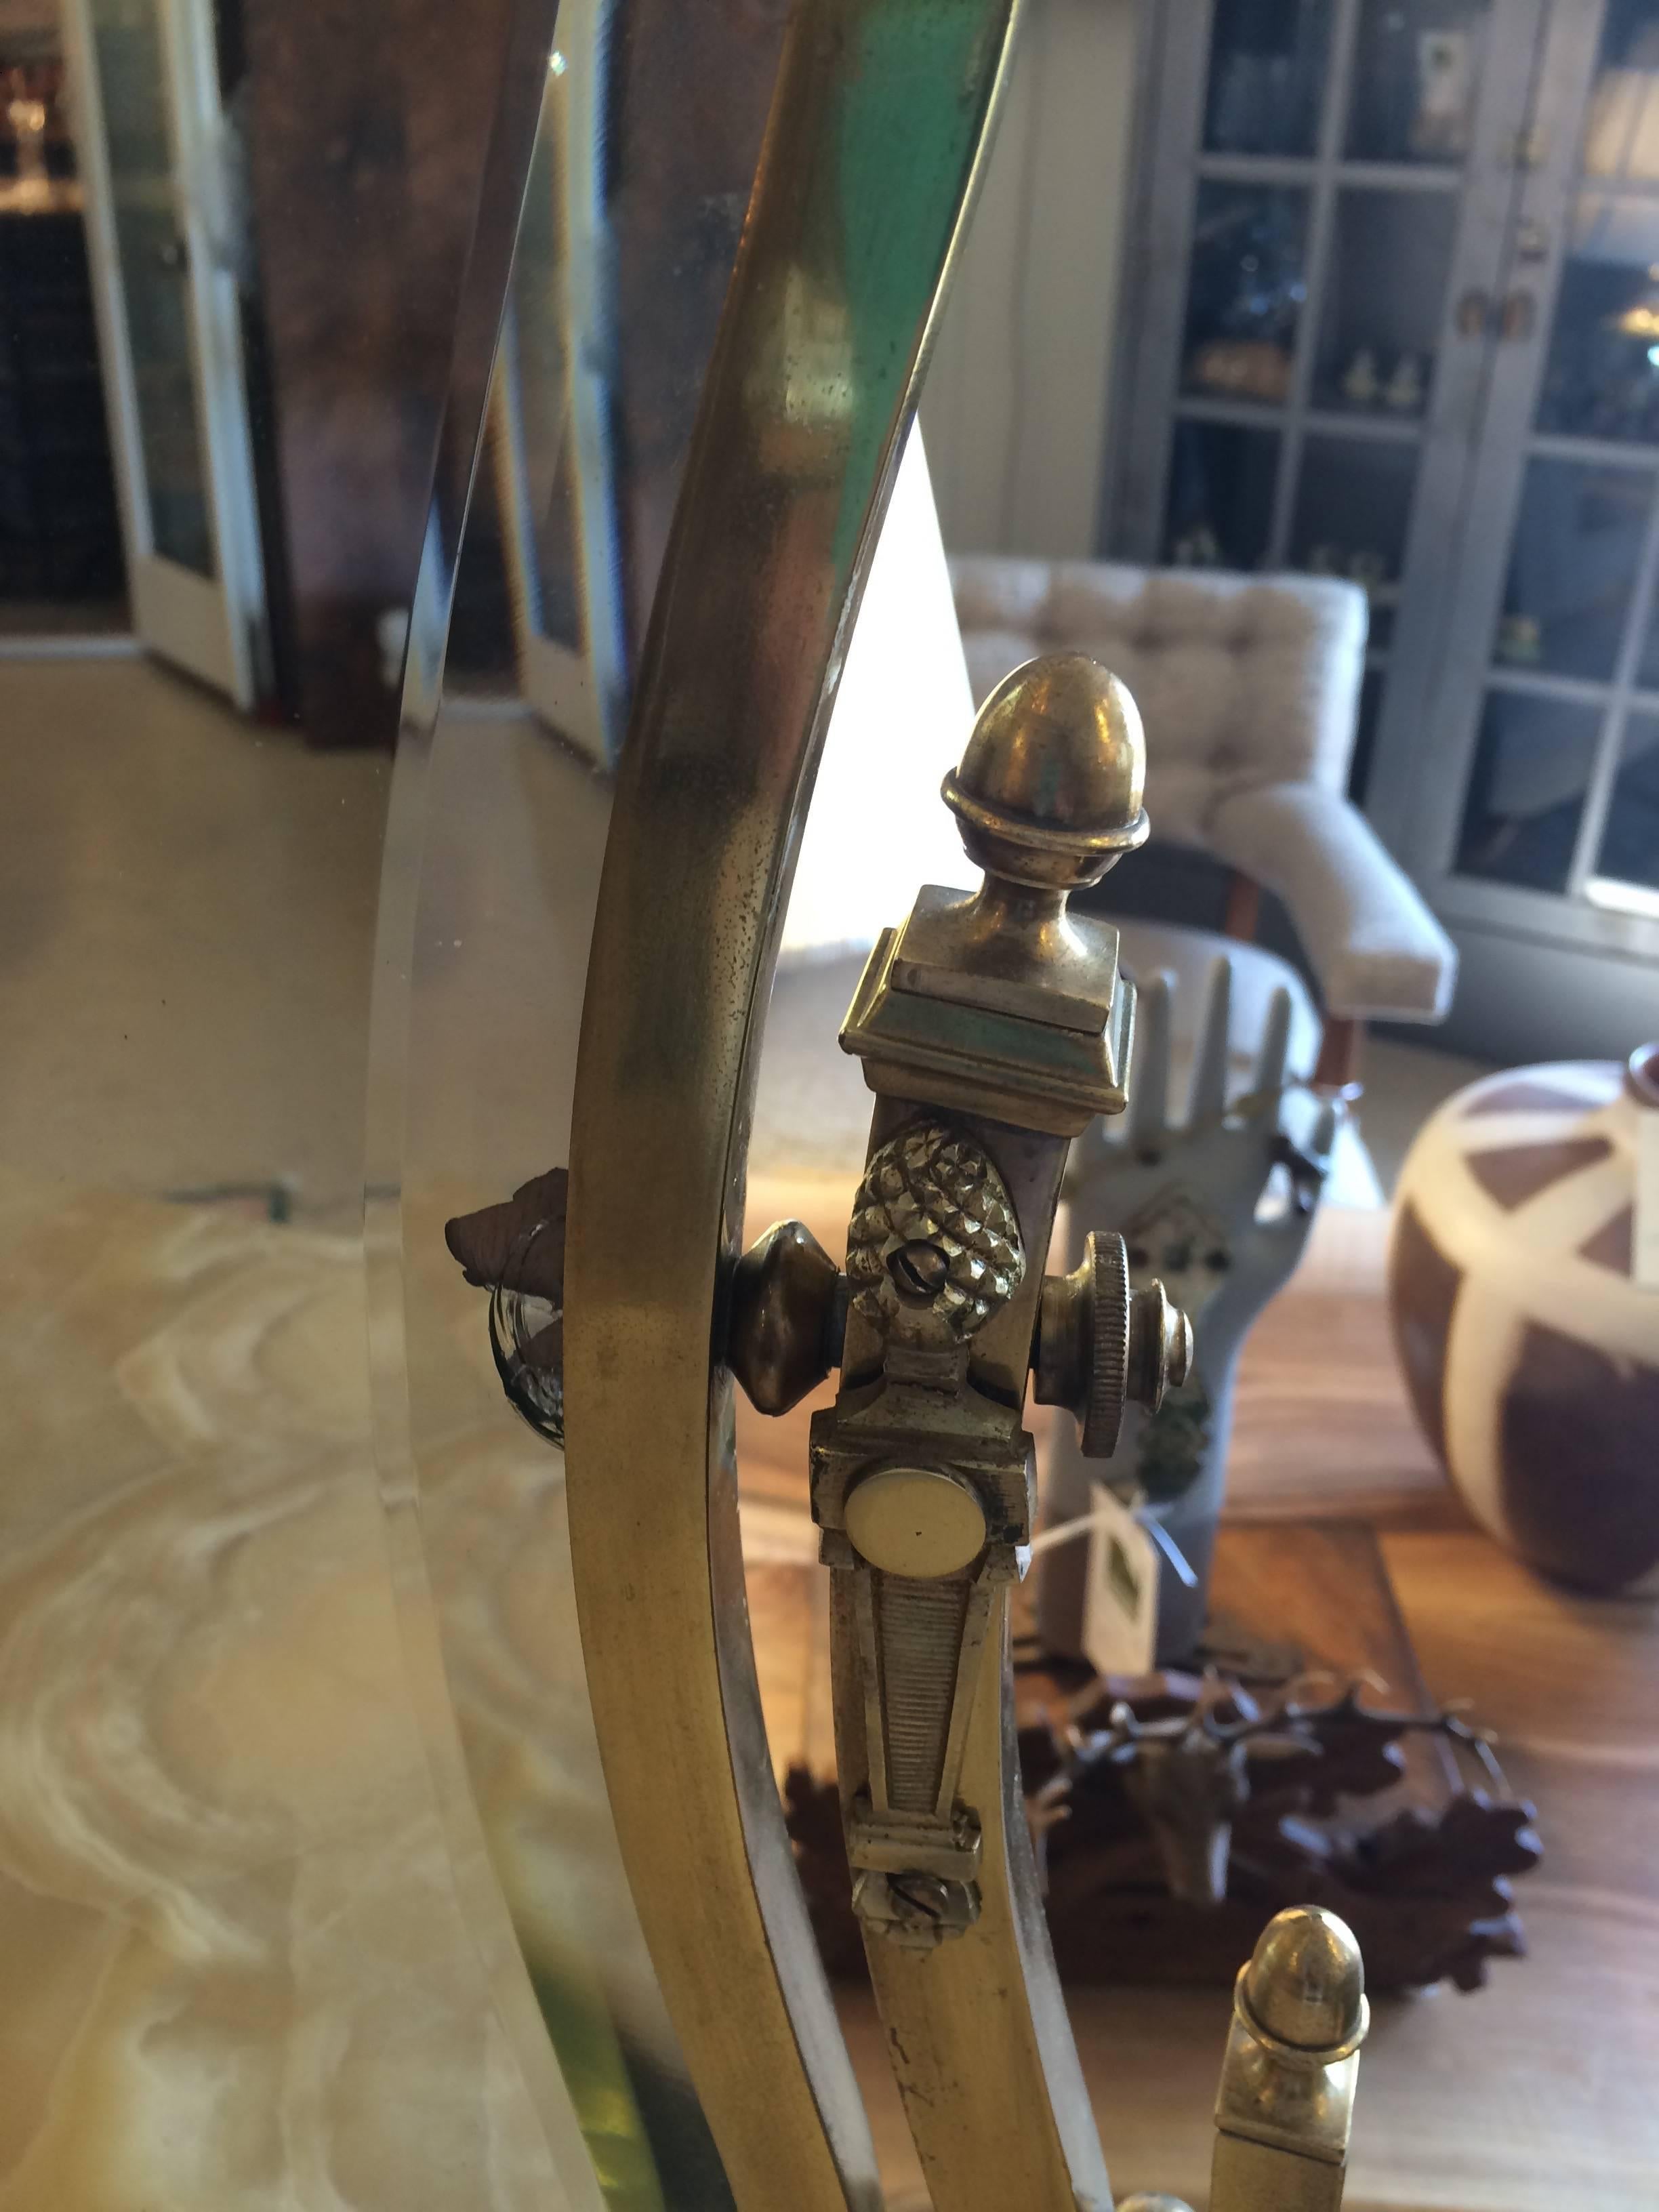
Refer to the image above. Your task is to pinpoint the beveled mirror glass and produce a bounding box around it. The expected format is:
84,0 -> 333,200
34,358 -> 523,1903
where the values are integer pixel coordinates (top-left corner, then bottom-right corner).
0,0 -> 1006,2202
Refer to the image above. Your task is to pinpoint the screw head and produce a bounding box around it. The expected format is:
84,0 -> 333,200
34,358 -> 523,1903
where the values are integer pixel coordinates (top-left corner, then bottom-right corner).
1126,1277 -> 1192,1414
888,1238 -> 950,1303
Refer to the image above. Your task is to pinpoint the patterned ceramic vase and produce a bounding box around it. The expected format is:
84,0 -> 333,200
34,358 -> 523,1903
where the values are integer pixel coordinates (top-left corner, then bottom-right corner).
1388,1044 -> 1659,1595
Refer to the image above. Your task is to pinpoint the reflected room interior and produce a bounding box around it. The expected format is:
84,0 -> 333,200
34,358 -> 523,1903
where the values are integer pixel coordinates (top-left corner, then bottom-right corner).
0,1 -> 1656,2209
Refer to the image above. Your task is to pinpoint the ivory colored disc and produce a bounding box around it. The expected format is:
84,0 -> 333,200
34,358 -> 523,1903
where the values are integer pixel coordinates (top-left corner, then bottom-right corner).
844,1467 -> 987,1578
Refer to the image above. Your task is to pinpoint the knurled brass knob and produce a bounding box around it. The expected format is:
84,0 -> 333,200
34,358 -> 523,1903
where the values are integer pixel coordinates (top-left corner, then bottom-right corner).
1034,1231 -> 1192,1458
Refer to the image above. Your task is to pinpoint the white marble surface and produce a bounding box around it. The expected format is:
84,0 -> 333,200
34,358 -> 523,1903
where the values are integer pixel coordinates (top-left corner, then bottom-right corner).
0,1176 -> 585,2210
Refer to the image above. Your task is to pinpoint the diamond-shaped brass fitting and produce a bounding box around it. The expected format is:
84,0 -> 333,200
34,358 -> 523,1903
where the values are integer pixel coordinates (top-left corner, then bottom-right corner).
726,1218 -> 846,1416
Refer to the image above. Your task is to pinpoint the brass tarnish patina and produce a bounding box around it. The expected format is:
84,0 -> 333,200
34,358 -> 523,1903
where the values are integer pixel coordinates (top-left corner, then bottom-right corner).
801,654 -> 1185,2209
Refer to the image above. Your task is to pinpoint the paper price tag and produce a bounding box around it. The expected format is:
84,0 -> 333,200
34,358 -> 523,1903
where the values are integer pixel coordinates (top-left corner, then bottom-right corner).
1081,1482 -> 1160,1680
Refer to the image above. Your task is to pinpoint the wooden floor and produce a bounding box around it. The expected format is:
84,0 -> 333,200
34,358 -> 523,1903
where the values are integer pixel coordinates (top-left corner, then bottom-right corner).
739,1208 -> 1659,2211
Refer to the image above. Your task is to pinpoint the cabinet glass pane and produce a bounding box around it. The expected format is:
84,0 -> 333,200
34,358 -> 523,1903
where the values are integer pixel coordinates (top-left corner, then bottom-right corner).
1492,457 -> 1651,680
89,0 -> 213,577
1204,0 -> 1332,159
1594,708 -> 1659,891
1181,182 -> 1308,407
1313,188 -> 1456,416
1538,9 -> 1659,445
1457,689 -> 1604,893
1345,0 -> 1488,165
1536,193 -> 1659,443
1164,419 -> 1279,569
1289,435 -> 1418,646
1582,0 -> 1659,184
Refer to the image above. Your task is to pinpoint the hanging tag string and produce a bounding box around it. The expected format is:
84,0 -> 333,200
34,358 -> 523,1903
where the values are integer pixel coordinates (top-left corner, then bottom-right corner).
1027,1500 -> 1198,1589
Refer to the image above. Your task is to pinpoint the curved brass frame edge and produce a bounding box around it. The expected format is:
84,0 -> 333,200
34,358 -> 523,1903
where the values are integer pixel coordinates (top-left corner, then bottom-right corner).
564,4 -> 1024,2208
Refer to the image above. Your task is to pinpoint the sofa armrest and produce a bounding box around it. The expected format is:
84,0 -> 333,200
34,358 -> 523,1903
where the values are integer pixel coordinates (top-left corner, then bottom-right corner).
1206,782 -> 1456,1021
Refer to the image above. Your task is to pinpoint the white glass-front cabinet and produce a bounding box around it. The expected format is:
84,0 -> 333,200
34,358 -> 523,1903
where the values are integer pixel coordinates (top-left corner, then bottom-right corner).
1107,0 -> 1659,1060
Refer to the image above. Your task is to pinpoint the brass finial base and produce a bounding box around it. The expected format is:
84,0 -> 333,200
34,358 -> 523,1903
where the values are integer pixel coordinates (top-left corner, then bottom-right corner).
1210,1906 -> 1368,2211
841,651 -> 1153,1133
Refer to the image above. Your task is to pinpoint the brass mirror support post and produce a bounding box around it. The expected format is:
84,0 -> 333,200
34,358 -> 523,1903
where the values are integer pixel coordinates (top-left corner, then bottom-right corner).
808,656 -> 1179,2211
724,661 -> 1370,2212
563,5 -> 1021,2210
506,670 -> 1372,2209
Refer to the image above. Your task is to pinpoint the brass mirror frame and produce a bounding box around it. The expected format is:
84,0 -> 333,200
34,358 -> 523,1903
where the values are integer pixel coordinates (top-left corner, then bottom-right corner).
564,4 -> 1022,2207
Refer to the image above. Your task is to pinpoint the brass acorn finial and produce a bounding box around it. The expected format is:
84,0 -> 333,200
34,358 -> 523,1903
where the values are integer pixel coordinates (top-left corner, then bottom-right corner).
1240,1904 -> 1368,2055
942,651 -> 1149,893
1210,1905 -> 1369,2212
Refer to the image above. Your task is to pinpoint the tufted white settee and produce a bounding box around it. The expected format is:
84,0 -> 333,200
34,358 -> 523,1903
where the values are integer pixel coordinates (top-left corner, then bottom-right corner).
760,453 -> 1456,1193
949,556 -> 1457,1063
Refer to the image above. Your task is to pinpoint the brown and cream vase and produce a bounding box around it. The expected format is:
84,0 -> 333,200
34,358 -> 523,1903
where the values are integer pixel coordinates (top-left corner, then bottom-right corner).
1389,1044 -> 1659,1595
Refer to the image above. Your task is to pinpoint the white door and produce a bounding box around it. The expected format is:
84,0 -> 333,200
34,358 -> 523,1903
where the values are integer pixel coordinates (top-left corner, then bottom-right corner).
60,0 -> 266,708
491,12 -> 626,767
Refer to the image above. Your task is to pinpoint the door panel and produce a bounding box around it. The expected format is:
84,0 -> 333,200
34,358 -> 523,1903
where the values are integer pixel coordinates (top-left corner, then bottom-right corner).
1109,0 -> 1659,1053
62,0 -> 266,705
